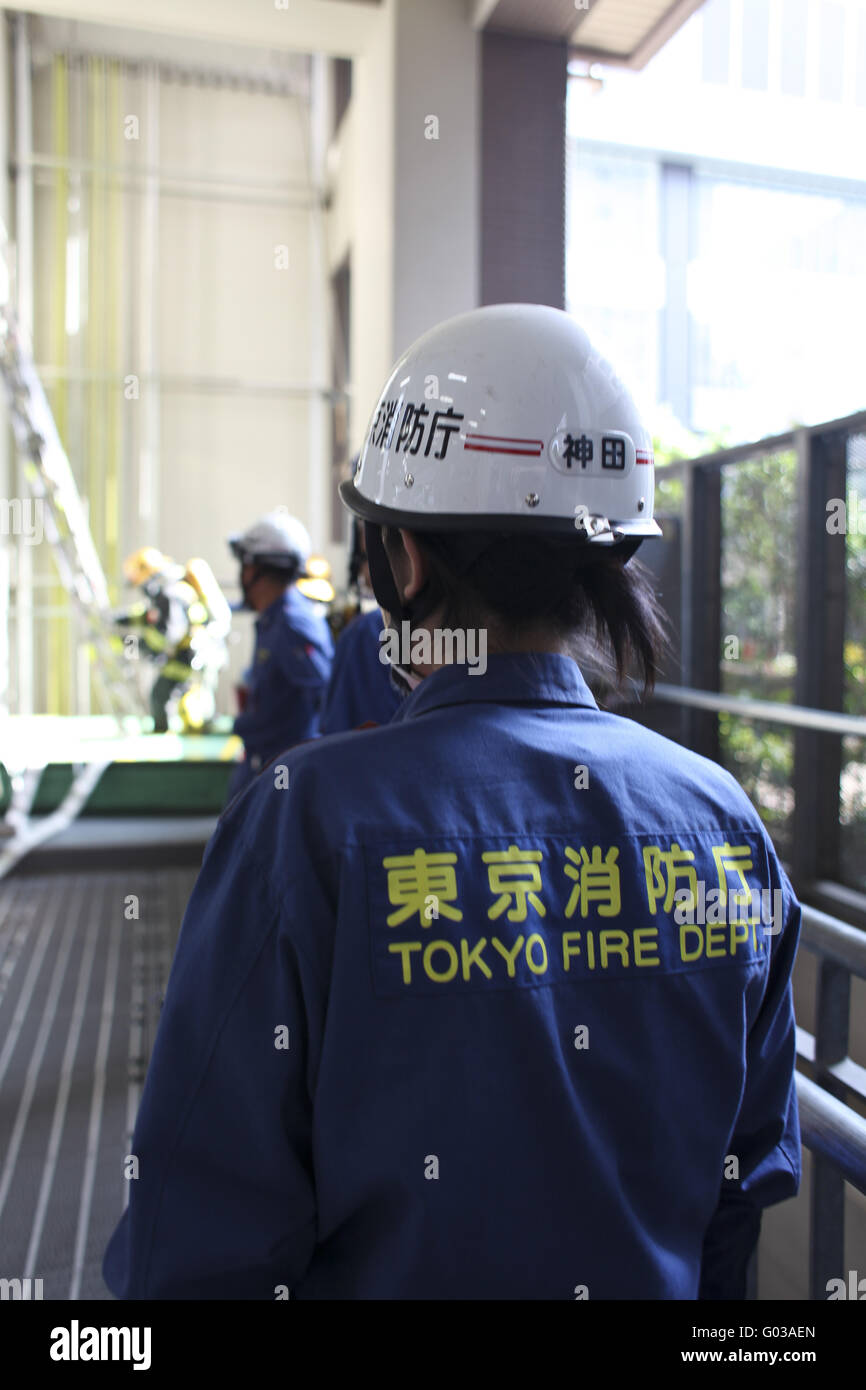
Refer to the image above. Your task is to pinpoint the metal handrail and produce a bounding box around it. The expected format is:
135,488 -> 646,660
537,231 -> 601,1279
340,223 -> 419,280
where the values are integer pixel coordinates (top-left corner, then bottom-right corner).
796,909 -> 866,1106
800,906 -> 866,978
789,910 -> 865,1296
655,406 -> 866,472
648,683 -> 866,738
795,1073 -> 866,1197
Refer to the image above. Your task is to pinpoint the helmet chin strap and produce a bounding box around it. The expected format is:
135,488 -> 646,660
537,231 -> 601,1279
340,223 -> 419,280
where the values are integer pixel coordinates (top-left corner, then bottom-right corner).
363,522 -> 438,626
364,523 -> 441,694
614,536 -> 643,565
363,523 -> 499,628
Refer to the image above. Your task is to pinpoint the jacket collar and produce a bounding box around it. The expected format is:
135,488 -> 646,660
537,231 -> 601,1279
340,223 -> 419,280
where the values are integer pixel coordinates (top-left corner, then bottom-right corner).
390,651 -> 599,722
257,585 -> 302,628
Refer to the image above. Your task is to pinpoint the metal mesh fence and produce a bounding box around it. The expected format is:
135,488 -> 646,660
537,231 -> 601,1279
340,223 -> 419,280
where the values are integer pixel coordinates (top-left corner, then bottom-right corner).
718,450 -> 798,850
841,434 -> 866,889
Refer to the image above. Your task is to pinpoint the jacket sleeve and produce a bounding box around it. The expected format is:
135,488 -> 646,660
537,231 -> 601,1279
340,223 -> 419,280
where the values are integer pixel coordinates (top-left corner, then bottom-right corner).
273,633 -> 333,693
102,811 -> 326,1299
698,858 -> 802,1299
234,637 -> 333,752
318,623 -> 359,736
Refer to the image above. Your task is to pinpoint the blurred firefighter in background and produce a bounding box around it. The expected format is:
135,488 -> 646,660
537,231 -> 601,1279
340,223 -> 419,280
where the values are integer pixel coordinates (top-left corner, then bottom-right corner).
115,547 -> 231,733
226,510 -> 334,800
319,515 -> 401,734
327,514 -> 368,641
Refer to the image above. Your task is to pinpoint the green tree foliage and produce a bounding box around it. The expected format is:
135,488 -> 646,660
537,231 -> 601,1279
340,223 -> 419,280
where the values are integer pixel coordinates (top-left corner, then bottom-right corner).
720,450 -> 797,689
652,414 -> 731,515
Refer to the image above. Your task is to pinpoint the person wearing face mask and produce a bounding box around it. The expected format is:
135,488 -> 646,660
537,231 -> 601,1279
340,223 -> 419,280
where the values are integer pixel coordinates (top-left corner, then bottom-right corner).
319,513 -> 402,735
104,305 -> 800,1302
224,509 -> 333,801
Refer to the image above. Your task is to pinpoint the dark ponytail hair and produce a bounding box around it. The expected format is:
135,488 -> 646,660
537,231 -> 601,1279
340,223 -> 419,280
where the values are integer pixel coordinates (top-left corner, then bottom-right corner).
390,530 -> 673,698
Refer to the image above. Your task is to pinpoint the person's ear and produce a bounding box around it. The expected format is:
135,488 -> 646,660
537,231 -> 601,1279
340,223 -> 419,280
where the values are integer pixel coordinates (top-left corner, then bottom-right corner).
382,527 -> 430,606
396,529 -> 431,604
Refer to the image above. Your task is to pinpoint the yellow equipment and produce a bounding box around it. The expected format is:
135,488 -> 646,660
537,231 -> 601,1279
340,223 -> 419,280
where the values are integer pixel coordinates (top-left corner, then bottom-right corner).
297,554 -> 336,605
177,684 -> 215,732
123,546 -> 172,587
116,550 -> 231,734
184,557 -> 232,638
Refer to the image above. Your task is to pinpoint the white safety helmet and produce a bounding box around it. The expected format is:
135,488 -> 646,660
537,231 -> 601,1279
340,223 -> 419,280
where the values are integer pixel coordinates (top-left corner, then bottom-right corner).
228,509 -> 312,572
340,303 -> 661,546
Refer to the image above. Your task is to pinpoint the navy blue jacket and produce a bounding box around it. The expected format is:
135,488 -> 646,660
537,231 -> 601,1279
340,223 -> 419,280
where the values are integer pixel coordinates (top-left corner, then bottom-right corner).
233,587 -> 333,764
319,608 -> 401,735
104,653 -> 800,1300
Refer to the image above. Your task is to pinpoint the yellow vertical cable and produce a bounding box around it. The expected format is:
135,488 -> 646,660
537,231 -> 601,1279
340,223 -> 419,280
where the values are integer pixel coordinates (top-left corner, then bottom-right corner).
83,57 -> 93,709
84,58 -> 94,709
88,58 -> 104,572
106,61 -> 120,592
86,56 -> 107,711
50,54 -> 69,712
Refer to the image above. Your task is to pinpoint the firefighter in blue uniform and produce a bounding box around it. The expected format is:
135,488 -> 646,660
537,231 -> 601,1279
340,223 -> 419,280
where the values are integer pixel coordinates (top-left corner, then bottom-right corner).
319,606 -> 401,733
226,510 -> 333,800
320,517 -> 401,734
104,305 -> 800,1300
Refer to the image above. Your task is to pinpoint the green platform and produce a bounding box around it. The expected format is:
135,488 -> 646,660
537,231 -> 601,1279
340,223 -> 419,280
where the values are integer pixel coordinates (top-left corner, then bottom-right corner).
4,716 -> 240,815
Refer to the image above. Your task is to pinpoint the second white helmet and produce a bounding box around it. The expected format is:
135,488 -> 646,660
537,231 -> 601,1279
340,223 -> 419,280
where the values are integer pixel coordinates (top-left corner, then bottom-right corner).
228,510 -> 312,571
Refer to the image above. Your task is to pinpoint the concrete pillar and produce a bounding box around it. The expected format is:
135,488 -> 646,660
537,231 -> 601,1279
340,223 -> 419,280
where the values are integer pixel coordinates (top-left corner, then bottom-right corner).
390,0 -> 479,358
350,0 -> 480,452
480,31 -> 567,309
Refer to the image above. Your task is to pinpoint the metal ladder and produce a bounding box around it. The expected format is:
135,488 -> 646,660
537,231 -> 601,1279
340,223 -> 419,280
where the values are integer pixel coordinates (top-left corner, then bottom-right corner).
0,249 -> 140,721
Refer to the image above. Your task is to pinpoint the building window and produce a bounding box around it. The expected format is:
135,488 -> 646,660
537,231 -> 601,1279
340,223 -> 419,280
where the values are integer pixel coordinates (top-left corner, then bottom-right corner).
819,1 -> 845,103
742,0 -> 770,91
858,6 -> 866,105
701,0 -> 731,84
780,0 -> 808,97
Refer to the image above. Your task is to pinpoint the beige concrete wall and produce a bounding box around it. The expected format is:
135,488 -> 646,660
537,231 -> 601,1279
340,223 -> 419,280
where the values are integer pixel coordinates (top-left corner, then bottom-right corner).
22,1 -> 481,711
28,48 -> 325,711
348,1 -> 397,458
19,0 -> 375,58
153,80 -> 317,564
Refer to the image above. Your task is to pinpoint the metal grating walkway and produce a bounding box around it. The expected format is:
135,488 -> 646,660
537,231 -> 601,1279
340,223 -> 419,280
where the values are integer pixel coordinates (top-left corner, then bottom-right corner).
0,866 -> 197,1299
